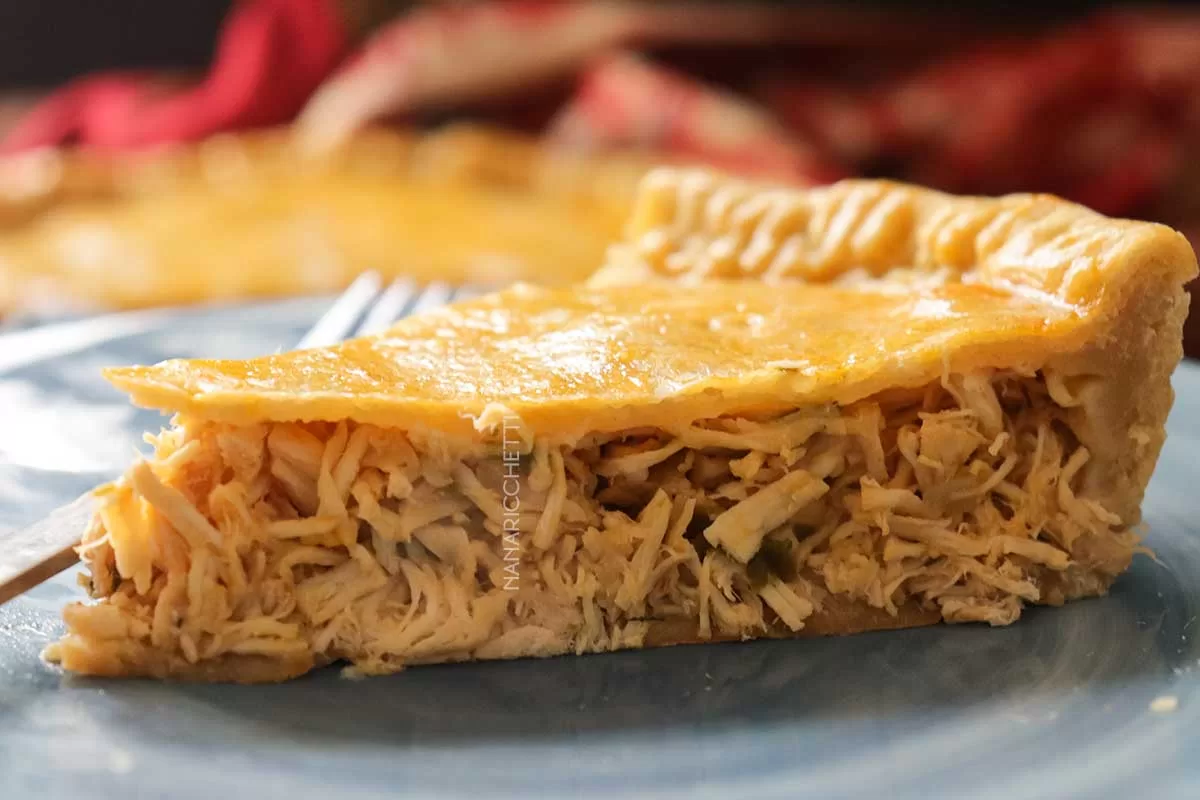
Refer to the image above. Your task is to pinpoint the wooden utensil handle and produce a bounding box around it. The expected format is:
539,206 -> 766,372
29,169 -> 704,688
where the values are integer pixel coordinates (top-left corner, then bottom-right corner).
0,494 -> 93,605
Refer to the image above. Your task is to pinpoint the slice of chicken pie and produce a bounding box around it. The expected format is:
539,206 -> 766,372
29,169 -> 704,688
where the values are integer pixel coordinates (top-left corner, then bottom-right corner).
49,174 -> 1195,681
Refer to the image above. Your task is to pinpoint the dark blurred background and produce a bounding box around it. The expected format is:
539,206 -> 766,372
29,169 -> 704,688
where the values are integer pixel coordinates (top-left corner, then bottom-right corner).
0,2 -> 231,88
0,2 -> 1180,89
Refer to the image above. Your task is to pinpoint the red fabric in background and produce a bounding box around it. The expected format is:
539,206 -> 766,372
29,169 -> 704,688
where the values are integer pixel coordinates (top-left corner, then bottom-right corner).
550,53 -> 842,185
5,0 -> 1200,227
0,0 -> 347,153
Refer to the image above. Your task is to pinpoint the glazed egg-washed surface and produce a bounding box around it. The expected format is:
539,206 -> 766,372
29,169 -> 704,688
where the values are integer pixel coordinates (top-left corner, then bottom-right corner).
106,280 -> 1091,437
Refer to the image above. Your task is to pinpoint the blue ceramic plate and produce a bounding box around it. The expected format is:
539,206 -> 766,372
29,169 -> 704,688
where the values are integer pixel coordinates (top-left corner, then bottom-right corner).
2,298 -> 1199,799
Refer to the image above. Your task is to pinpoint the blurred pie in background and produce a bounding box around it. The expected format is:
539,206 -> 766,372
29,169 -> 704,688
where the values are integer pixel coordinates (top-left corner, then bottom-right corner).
0,125 -> 652,312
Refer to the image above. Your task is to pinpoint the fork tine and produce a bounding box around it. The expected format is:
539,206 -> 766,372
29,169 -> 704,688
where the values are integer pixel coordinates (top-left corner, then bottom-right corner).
297,275 -> 479,351
408,282 -> 458,318
357,278 -> 418,336
296,272 -> 383,349
453,283 -> 499,301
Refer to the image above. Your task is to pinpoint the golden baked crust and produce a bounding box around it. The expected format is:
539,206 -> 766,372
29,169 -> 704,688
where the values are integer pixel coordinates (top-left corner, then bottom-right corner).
597,169 -> 1195,306
103,281 -> 1087,432
0,125 -> 651,313
51,175 -> 1196,681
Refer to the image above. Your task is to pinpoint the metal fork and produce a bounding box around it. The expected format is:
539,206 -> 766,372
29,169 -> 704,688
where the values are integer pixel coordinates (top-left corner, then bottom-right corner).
0,275 -> 485,604
298,273 -> 490,348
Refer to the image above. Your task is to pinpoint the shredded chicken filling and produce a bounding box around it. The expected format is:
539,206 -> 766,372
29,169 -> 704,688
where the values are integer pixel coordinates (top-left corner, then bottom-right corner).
50,370 -> 1138,677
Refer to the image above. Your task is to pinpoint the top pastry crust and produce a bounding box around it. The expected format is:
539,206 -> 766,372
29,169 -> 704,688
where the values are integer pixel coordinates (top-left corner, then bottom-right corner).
102,279 -> 1134,432
110,173 -> 1194,430
594,169 -> 1195,310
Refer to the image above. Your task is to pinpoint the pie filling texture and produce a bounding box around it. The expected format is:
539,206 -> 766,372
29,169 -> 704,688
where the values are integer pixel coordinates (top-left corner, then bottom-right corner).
45,169 -> 1197,681
51,369 -> 1134,681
